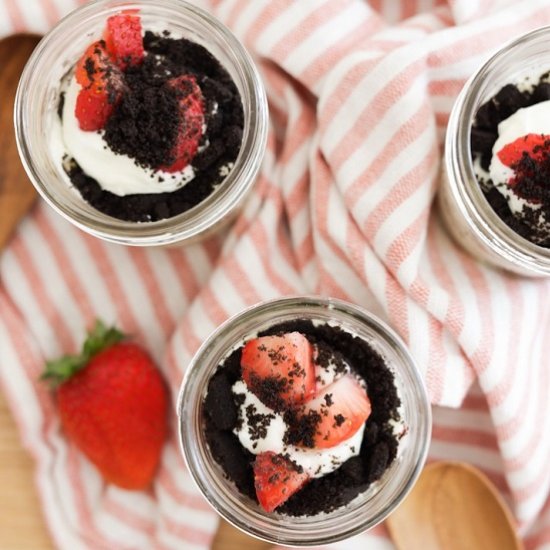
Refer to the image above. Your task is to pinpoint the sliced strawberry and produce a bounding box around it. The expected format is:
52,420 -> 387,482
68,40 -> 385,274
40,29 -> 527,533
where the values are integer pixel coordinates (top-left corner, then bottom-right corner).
104,13 -> 144,70
303,374 -> 371,449
74,40 -> 124,131
159,75 -> 205,173
253,452 -> 309,513
75,40 -> 122,92
497,133 -> 550,174
241,332 -> 315,408
75,88 -> 118,131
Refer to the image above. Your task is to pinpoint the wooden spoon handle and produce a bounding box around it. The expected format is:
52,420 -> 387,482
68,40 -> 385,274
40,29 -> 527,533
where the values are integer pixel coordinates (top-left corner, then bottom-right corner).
0,34 -> 41,252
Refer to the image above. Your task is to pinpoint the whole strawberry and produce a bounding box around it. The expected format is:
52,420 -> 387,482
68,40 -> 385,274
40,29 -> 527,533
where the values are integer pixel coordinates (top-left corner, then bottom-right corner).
42,321 -> 168,490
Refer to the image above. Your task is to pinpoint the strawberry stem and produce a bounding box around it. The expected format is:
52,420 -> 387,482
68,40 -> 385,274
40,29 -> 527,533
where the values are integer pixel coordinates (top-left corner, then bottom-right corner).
41,320 -> 124,387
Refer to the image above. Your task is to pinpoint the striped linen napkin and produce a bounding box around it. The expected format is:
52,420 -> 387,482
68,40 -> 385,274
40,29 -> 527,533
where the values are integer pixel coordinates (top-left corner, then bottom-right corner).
1,0 -> 550,548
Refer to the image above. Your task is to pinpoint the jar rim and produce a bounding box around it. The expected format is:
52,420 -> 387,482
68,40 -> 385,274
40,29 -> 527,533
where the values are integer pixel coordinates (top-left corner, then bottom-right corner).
177,296 -> 432,546
14,0 -> 268,246
446,25 -> 550,275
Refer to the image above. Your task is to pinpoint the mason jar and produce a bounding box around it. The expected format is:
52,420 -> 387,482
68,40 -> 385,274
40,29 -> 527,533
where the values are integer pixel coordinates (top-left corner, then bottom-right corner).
177,296 -> 431,546
15,0 -> 268,247
439,26 -> 550,276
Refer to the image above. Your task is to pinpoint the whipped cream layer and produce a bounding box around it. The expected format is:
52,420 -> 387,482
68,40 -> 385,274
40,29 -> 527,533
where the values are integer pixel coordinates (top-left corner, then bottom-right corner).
488,100 -> 550,214
232,380 -> 365,479
55,76 -> 195,197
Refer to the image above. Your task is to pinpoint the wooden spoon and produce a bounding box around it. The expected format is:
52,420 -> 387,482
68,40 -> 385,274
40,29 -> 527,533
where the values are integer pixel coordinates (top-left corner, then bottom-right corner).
386,461 -> 524,550
0,34 -> 40,252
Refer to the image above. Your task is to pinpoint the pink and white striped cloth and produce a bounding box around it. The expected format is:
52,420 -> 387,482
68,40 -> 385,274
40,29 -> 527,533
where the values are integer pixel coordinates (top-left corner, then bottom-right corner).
1,0 -> 550,548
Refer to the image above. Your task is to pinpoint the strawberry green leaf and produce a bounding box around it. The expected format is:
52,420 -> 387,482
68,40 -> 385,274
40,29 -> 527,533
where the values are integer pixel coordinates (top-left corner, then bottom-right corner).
83,320 -> 124,358
41,320 -> 125,387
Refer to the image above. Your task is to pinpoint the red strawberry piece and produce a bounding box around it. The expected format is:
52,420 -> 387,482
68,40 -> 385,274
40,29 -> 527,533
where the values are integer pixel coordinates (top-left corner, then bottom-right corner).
241,332 -> 315,408
253,452 -> 309,512
74,40 -> 124,131
497,133 -> 550,176
159,75 -> 205,173
42,321 -> 168,490
303,374 -> 371,449
75,40 -> 122,92
75,87 -> 117,131
104,13 -> 144,70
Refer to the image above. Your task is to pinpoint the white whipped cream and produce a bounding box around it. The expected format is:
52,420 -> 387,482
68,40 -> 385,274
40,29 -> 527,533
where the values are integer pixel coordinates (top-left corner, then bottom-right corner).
54,76 -> 195,196
488,100 -> 550,214
232,380 -> 365,479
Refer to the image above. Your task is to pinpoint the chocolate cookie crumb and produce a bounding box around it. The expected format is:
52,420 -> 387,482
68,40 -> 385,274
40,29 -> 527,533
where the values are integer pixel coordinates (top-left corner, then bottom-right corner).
247,373 -> 287,413
204,425 -> 256,499
244,403 -> 275,441
283,408 -> 320,449
103,62 -> 180,169
57,92 -> 65,120
315,341 -> 348,376
204,370 -> 237,431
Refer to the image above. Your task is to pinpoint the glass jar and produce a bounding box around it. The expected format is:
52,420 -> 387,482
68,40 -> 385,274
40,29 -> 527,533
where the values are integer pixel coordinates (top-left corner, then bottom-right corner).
14,0 -> 268,247
439,26 -> 550,276
177,296 -> 431,546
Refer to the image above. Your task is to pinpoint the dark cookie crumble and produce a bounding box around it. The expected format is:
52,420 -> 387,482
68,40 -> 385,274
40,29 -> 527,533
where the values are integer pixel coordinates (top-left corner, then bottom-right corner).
246,372 -> 287,414
60,31 -> 244,222
244,403 -> 275,443
203,320 -> 401,517
282,407 -> 321,449
470,75 -> 550,247
103,67 -> 181,170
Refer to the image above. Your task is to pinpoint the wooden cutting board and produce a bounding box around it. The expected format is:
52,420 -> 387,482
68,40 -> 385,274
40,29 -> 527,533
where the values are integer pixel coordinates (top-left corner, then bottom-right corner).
0,34 -> 268,550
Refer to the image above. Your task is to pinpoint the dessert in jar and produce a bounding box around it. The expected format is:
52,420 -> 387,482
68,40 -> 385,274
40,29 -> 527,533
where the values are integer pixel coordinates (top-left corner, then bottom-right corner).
439,26 -> 550,276
178,297 -> 431,546
15,0 -> 268,246
204,323 -> 402,516
56,12 -> 243,223
471,80 -> 550,247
